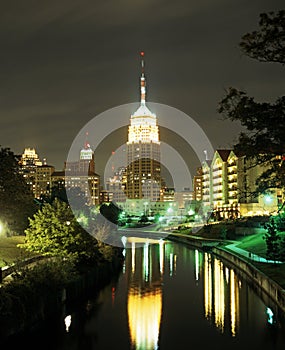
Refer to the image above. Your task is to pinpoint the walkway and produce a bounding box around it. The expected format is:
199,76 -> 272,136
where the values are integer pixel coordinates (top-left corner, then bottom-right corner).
120,226 -> 284,264
224,243 -> 283,264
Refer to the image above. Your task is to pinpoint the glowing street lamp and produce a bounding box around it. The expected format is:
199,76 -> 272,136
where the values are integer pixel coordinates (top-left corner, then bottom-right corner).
167,207 -> 173,214
264,195 -> 272,203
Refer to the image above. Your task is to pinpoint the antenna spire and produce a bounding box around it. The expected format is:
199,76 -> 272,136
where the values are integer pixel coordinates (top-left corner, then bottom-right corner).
84,131 -> 90,149
140,51 -> 146,105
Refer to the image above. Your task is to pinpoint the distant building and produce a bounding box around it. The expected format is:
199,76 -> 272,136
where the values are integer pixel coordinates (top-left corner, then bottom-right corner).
174,188 -> 193,209
193,167 -> 202,201
201,149 -> 281,219
19,147 -> 43,195
237,155 -> 281,217
105,166 -> 127,203
35,164 -> 55,199
201,160 -> 212,212
64,142 -> 100,206
162,187 -> 175,202
123,52 -> 163,202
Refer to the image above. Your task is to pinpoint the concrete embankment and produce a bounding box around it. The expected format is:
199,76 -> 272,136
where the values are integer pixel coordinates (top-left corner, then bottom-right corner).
167,233 -> 222,250
212,246 -> 285,314
167,233 -> 285,314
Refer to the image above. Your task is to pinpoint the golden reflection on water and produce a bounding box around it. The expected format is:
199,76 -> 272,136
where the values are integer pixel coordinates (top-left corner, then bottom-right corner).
128,287 -> 162,350
124,238 -> 240,350
126,239 -> 164,350
203,253 -> 240,336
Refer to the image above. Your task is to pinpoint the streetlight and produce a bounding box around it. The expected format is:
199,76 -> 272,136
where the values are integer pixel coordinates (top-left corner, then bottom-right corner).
265,195 -> 273,203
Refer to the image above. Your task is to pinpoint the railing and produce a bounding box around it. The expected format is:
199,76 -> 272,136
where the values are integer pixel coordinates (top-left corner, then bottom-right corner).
0,255 -> 47,283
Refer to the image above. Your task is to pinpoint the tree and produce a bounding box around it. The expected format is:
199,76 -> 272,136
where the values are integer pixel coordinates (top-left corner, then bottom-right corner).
90,220 -> 119,261
239,10 -> 285,64
0,147 -> 36,235
263,217 -> 280,262
218,10 -> 285,196
279,236 -> 285,262
99,202 -> 122,225
20,198 -> 100,265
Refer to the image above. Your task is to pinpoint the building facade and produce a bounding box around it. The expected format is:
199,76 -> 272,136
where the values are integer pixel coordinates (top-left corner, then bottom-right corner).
35,164 -> 55,199
64,143 -> 100,206
123,52 -> 162,202
201,149 -> 281,219
19,148 -> 43,195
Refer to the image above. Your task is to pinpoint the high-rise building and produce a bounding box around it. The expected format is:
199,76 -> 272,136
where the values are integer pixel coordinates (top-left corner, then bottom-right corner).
35,164 -> 55,199
19,148 -> 43,195
193,167 -> 203,201
64,141 -> 100,206
201,149 -> 280,219
105,166 -> 126,203
123,52 -> 162,202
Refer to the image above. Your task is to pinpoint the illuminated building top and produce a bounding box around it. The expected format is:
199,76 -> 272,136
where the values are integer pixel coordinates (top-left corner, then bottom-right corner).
20,148 -> 42,166
80,132 -> 93,160
128,52 -> 159,144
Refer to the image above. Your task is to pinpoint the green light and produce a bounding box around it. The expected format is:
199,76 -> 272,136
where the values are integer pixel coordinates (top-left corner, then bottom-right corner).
265,195 -> 272,203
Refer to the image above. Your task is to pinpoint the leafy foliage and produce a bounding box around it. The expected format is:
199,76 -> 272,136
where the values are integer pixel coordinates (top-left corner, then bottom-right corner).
21,198 -> 100,265
0,147 -> 36,235
240,10 -> 285,64
90,219 -> 120,261
218,10 -> 285,195
0,259 -> 75,334
99,202 -> 122,225
263,217 -> 280,261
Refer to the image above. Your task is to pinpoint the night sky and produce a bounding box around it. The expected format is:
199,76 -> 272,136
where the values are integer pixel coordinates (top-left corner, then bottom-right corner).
0,0 -> 284,186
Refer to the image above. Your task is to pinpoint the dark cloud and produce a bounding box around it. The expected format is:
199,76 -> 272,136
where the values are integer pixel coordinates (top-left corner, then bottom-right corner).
0,0 -> 284,175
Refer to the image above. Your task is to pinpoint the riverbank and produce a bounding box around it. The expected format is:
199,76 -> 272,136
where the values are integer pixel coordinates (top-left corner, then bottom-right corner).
167,232 -> 285,313
0,244 -> 124,340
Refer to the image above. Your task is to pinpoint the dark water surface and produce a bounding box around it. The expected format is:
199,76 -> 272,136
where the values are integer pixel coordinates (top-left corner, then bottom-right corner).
4,239 -> 285,349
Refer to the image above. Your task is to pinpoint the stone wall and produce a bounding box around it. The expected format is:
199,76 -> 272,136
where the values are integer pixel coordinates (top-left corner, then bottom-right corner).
212,246 -> 285,313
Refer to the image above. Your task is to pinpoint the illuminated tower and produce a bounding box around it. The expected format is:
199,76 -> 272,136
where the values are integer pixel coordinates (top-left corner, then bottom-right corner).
80,132 -> 93,161
19,148 -> 43,195
64,134 -> 100,205
124,52 -> 162,201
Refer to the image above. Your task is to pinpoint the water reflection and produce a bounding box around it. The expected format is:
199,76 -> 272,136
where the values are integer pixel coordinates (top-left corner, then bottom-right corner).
203,252 -> 240,337
4,239 -> 285,350
125,239 -> 165,350
124,238 -> 243,349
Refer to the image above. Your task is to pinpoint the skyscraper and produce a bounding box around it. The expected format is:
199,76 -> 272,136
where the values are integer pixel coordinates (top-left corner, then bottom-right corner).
123,52 -> 162,202
64,137 -> 100,206
19,147 -> 43,195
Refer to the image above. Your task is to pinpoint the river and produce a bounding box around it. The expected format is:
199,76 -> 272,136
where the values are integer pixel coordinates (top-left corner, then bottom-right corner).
4,237 -> 285,349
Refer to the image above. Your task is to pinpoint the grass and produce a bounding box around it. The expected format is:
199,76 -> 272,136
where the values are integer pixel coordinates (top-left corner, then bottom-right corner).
0,235 -> 32,267
234,233 -> 268,258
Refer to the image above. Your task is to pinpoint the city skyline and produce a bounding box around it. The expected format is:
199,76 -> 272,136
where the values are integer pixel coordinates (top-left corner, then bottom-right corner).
0,0 -> 284,179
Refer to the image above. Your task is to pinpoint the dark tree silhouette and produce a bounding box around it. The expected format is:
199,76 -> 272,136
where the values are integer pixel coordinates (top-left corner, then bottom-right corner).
0,147 -> 36,235
218,10 -> 285,196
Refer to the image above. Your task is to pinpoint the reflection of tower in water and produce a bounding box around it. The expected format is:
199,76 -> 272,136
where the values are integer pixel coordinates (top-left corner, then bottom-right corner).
125,240 -> 165,350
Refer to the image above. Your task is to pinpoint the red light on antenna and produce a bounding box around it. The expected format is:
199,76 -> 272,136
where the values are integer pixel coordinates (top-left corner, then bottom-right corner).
140,51 -> 145,56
